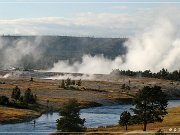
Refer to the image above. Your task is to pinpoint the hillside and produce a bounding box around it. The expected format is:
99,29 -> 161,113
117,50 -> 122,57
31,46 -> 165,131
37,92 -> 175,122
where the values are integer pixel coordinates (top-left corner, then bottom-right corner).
0,36 -> 127,69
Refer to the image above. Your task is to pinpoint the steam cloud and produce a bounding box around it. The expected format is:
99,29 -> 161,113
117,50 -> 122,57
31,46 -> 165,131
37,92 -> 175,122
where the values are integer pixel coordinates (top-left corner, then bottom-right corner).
44,74 -> 95,80
49,7 -> 180,74
48,55 -> 123,74
1,7 -> 180,74
0,36 -> 44,68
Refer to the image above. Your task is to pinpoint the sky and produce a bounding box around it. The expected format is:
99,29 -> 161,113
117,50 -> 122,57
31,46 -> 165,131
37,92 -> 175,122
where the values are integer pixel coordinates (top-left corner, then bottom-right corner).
0,0 -> 179,37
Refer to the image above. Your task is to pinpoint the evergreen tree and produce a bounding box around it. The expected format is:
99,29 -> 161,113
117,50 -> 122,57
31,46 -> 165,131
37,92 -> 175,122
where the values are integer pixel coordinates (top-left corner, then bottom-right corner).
77,79 -> 82,86
121,84 -> 126,89
60,80 -> 65,88
72,80 -> 76,85
119,111 -> 131,130
66,78 -> 71,86
11,86 -> 21,101
132,86 -> 168,131
56,99 -> 86,132
24,88 -> 36,104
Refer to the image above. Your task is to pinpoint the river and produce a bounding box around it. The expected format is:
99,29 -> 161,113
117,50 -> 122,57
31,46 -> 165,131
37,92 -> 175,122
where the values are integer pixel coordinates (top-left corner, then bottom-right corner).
0,100 -> 179,134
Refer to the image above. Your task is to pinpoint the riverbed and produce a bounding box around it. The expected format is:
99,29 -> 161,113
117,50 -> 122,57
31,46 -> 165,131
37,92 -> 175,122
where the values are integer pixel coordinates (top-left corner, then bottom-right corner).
0,100 -> 179,134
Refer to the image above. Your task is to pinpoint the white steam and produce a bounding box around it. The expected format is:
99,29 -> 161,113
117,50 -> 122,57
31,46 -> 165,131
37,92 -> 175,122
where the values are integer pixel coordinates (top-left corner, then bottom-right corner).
48,55 -> 123,74
0,72 -> 22,78
44,74 -> 95,80
0,36 -> 43,68
49,7 -> 180,74
123,8 -> 180,72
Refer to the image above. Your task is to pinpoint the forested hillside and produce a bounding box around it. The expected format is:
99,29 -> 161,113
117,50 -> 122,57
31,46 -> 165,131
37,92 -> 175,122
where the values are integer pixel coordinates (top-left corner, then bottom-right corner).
0,36 -> 127,69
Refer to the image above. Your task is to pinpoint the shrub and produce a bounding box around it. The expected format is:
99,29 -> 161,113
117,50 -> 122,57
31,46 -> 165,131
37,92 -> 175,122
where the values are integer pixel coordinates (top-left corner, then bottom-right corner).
0,96 -> 9,105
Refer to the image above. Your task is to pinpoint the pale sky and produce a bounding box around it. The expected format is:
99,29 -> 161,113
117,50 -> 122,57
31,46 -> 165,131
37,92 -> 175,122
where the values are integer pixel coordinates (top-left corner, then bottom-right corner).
0,0 -> 179,37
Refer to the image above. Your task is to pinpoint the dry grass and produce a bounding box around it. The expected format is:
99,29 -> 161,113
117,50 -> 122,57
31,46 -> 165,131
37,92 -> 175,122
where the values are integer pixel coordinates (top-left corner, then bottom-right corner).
0,77 -> 135,108
0,106 -> 40,123
88,106 -> 180,134
0,75 -> 180,127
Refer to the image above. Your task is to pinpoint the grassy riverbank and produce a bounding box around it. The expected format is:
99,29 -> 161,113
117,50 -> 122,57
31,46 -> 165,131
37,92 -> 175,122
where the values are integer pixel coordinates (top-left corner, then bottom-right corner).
0,106 -> 40,124
0,99 -> 101,124
87,106 -> 180,134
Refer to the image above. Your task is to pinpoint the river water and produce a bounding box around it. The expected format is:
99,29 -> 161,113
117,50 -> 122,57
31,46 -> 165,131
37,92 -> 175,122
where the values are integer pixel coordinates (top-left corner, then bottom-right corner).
0,100 -> 179,134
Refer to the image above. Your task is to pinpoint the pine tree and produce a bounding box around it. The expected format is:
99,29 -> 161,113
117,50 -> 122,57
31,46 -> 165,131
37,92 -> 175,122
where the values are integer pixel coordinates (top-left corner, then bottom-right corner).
60,79 -> 65,88
56,99 -> 86,132
77,79 -> 82,86
24,88 -> 36,104
132,86 -> 168,131
11,86 -> 21,101
119,111 -> 131,130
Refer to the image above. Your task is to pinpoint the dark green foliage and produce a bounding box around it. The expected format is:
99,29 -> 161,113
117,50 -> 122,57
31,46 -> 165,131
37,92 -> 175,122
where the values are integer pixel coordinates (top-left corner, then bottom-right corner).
132,86 -> 168,131
112,68 -> 180,82
19,96 -> 24,103
76,79 -> 82,86
60,79 -> 65,88
11,86 -> 21,101
119,111 -> 131,130
24,88 -> 37,104
65,78 -> 71,86
72,80 -> 76,85
1,86 -> 37,108
9,101 -> 28,109
0,96 -> 9,105
56,99 -> 86,132
121,84 -> 126,89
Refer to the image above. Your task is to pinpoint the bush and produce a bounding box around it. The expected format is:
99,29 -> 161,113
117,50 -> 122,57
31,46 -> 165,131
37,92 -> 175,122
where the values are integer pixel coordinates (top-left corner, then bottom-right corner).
0,96 -> 9,105
9,102 -> 28,109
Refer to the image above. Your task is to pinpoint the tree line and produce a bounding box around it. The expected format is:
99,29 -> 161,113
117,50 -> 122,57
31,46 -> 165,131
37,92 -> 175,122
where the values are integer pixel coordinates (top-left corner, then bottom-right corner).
111,68 -> 180,81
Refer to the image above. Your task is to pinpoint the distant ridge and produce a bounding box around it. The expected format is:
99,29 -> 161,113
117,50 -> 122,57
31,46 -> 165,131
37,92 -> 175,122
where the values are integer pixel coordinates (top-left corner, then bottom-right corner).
0,36 -> 127,69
